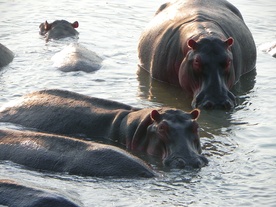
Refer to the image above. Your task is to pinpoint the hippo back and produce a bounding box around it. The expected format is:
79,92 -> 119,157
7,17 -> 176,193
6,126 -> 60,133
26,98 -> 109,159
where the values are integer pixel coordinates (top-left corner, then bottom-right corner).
138,0 -> 256,82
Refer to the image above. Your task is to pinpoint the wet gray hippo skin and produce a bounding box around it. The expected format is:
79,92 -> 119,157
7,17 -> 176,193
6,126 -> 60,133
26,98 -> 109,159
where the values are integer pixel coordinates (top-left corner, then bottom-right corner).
138,0 -> 257,110
39,20 -> 79,41
0,129 -> 154,178
0,43 -> 14,67
52,43 -> 102,72
0,179 -> 80,207
0,89 -> 208,169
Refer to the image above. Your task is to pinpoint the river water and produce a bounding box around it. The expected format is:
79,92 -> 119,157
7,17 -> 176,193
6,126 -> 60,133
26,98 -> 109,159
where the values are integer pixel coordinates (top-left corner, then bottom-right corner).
0,0 -> 275,206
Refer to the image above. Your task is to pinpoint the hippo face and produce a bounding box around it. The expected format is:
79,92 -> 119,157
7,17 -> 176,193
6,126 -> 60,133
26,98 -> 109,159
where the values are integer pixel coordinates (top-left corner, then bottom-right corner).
179,37 -> 236,110
39,20 -> 79,41
143,109 -> 208,169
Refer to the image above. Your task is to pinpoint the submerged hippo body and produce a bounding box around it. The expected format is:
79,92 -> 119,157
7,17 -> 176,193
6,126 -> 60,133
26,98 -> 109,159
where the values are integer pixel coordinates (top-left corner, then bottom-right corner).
0,89 -> 208,169
52,43 -> 102,72
138,0 -> 256,109
0,43 -> 14,67
0,129 -> 154,178
0,179 -> 80,207
39,20 -> 79,41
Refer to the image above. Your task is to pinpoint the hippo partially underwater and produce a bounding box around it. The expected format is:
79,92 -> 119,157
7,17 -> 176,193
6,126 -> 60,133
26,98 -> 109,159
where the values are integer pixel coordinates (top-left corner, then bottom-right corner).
0,89 -> 208,169
0,129 -> 155,178
0,43 -> 14,68
138,0 -> 256,109
39,20 -> 79,41
0,179 -> 80,207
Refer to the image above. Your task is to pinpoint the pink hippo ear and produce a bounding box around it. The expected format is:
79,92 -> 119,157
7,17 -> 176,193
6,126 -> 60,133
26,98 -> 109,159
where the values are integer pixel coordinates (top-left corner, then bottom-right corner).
44,21 -> 51,31
72,21 -> 79,28
150,110 -> 161,121
190,109 -> 200,120
225,37 -> 234,48
187,39 -> 198,50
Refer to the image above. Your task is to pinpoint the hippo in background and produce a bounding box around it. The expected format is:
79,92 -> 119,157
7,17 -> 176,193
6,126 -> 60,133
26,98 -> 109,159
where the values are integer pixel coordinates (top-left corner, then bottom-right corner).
259,41 -> 276,58
0,129 -> 155,178
51,43 -> 102,72
0,89 -> 208,169
0,43 -> 14,67
0,179 -> 80,207
39,20 -> 79,42
138,0 -> 256,110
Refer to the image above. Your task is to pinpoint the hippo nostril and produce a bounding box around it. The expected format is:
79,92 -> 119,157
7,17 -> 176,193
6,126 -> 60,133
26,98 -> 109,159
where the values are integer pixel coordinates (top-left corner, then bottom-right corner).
223,100 -> 233,110
202,101 -> 214,110
164,157 -> 186,168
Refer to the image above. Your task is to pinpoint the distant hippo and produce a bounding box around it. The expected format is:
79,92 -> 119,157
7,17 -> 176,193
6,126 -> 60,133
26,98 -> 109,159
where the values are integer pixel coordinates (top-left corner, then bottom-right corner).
51,43 -> 102,72
138,0 -> 256,110
0,43 -> 14,67
259,41 -> 276,58
0,179 -> 80,207
0,129 -> 155,178
39,20 -> 79,41
0,89 -> 208,169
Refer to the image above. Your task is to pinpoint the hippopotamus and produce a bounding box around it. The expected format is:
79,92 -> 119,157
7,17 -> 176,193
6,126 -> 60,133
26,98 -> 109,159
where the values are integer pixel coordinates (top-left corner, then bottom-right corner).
259,41 -> 276,58
0,129 -> 155,178
138,0 -> 256,110
0,179 -> 80,207
39,20 -> 79,41
0,43 -> 14,67
51,43 -> 102,72
0,89 -> 208,169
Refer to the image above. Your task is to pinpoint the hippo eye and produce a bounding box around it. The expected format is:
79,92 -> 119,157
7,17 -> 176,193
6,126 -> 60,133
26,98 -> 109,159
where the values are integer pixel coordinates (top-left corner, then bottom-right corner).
225,59 -> 232,73
158,121 -> 168,133
193,56 -> 201,72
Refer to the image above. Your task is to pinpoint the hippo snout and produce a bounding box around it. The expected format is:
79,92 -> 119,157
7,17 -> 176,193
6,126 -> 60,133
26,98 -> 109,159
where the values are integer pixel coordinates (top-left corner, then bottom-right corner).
163,155 -> 208,169
192,90 -> 236,110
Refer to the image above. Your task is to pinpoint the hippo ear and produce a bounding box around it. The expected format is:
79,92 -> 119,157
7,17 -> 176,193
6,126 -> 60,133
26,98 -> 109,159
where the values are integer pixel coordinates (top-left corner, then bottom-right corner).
72,21 -> 79,28
190,109 -> 200,120
225,37 -> 234,48
187,39 -> 198,50
44,21 -> 51,31
150,110 -> 161,122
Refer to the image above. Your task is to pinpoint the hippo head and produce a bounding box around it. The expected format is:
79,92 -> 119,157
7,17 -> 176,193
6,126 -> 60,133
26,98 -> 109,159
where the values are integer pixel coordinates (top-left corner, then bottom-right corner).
39,20 -> 79,41
131,108 -> 208,169
179,37 -> 236,110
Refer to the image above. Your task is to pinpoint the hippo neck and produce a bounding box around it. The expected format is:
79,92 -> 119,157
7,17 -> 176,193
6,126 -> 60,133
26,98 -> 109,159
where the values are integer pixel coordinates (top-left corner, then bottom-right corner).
117,108 -> 154,148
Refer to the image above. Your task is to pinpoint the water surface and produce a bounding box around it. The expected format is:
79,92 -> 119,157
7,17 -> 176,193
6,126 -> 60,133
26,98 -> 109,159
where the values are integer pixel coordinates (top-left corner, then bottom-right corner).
0,0 -> 275,206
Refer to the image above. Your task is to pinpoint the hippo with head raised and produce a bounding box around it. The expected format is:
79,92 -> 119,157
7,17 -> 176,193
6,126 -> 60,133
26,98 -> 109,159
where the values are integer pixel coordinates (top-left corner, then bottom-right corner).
0,179 -> 80,207
0,89 -> 208,169
39,20 -> 79,41
0,43 -> 14,67
138,0 -> 256,110
0,129 -> 155,178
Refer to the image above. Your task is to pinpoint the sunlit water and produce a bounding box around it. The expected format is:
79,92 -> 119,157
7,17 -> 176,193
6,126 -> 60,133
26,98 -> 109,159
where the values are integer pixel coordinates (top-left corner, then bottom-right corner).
0,0 -> 275,206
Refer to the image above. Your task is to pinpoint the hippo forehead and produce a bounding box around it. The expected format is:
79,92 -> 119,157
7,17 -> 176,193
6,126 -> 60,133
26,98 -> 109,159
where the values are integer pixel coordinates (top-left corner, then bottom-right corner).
158,109 -> 191,122
51,20 -> 72,26
196,37 -> 228,54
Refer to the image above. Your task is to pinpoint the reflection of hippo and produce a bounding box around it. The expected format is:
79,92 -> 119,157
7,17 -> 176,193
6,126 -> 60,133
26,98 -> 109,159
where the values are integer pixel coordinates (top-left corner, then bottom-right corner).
0,129 -> 154,178
0,89 -> 208,169
0,43 -> 14,67
138,0 -> 256,109
39,20 -> 79,41
0,179 -> 79,207
51,43 -> 102,72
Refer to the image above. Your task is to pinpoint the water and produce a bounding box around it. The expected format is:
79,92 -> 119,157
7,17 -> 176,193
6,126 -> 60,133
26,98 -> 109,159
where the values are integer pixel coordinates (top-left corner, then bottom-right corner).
0,0 -> 275,206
